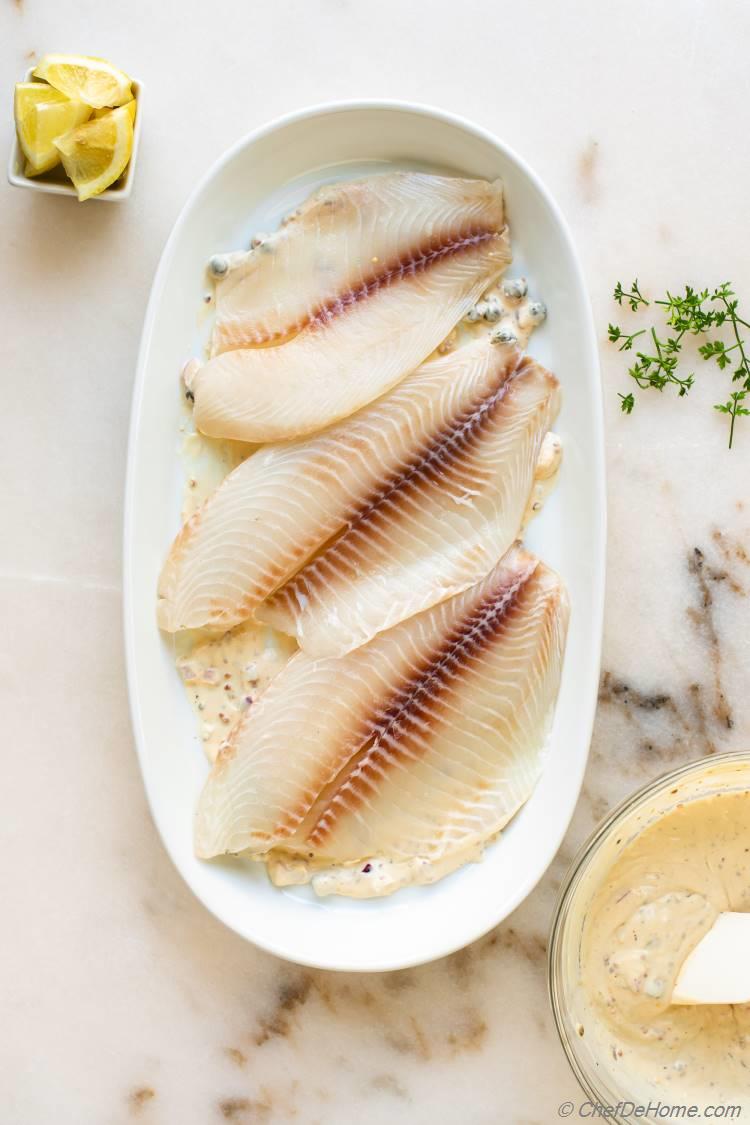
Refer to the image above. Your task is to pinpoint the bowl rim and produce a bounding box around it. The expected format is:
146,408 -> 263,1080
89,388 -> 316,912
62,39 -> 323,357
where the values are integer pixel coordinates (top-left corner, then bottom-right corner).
7,68 -> 143,201
123,98 -> 607,971
547,749 -> 750,1113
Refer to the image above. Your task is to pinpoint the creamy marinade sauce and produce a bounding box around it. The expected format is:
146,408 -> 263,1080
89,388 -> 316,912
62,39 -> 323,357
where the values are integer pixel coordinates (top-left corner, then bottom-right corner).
172,216 -> 557,891
576,787 -> 750,1110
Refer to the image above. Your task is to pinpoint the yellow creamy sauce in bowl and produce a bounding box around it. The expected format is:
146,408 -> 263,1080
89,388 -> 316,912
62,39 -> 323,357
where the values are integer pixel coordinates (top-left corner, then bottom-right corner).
552,757 -> 750,1114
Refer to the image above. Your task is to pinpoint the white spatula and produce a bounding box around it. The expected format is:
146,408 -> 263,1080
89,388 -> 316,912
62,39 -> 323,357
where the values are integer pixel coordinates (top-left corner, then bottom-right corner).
672,912 -> 750,1005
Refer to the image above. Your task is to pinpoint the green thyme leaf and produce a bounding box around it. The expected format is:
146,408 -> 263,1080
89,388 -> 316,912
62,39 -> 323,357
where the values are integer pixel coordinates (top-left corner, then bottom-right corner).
610,280 -> 750,447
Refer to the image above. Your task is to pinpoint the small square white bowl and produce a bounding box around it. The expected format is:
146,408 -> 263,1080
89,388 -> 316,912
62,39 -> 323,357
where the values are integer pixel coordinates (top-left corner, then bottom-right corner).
7,69 -> 143,202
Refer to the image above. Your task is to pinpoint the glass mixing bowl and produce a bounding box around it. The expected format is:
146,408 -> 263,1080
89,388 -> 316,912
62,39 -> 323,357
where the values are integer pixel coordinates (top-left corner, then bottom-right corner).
548,751 -> 750,1119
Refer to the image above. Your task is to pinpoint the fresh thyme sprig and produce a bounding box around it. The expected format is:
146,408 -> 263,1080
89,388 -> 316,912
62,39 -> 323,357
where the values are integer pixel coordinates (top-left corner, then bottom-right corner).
614,279 -> 649,312
607,324 -> 645,353
609,280 -> 750,448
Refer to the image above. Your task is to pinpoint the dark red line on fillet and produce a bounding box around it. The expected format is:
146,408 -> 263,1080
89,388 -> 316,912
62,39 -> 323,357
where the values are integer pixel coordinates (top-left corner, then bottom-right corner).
308,229 -> 499,331
348,356 -> 536,524
306,562 -> 538,845
236,227 -> 502,347
280,357 -> 538,598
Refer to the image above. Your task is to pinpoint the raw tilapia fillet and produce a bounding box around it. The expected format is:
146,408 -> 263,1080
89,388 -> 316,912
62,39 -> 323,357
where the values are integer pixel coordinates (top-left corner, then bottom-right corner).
194,546 -> 569,898
159,339 -> 528,633
188,173 -> 511,441
258,339 -> 561,656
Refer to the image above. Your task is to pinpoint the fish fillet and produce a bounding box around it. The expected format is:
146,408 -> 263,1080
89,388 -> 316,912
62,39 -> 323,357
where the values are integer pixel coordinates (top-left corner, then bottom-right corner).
194,546 -> 569,899
258,340 -> 561,656
158,339 -> 528,633
187,173 -> 511,441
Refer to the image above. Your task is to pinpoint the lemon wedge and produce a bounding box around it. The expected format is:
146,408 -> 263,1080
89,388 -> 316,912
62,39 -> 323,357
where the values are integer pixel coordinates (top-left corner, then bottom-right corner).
14,82 -> 92,175
33,53 -> 132,109
94,99 -> 136,124
53,104 -> 134,201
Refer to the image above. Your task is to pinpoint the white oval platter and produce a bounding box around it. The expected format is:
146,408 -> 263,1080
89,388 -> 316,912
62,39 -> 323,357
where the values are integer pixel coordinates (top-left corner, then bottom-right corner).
124,101 -> 605,972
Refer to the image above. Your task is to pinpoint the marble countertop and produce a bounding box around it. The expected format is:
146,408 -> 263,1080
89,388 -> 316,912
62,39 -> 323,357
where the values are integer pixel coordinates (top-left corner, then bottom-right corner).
3,1 -> 750,1121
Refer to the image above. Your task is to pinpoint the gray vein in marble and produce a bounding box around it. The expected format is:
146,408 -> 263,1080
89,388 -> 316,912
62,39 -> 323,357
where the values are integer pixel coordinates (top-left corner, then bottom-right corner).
253,975 -> 313,1047
597,530 -> 747,768
686,545 -> 734,732
218,1094 -> 272,1121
